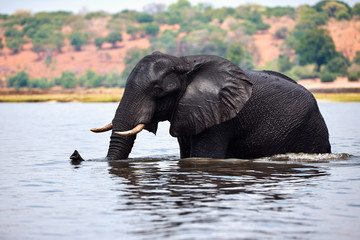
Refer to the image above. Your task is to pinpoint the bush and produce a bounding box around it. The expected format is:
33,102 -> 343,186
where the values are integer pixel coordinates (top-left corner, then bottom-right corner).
6,37 -> 24,54
150,30 -> 178,54
144,23 -> 160,36
106,31 -> 122,48
320,71 -> 337,82
126,25 -> 140,39
275,27 -> 288,39
29,77 -> 54,89
348,73 -> 359,81
299,7 -> 328,26
353,3 -> 360,16
78,69 -> 104,88
85,11 -> 107,19
353,51 -> 360,64
94,37 -> 105,49
104,71 -> 123,87
5,27 -> 24,38
295,28 -> 336,71
68,31 -> 89,51
7,71 -> 29,89
265,7 -> 295,18
347,63 -> 360,81
286,64 -> 319,81
326,56 -> 349,75
278,55 -> 293,72
55,71 -> 77,88
336,10 -> 351,20
135,13 -> 154,23
226,44 -> 254,69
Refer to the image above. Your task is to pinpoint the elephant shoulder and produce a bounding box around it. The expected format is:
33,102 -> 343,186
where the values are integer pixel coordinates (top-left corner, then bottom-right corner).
261,70 -> 297,84
244,70 -> 297,85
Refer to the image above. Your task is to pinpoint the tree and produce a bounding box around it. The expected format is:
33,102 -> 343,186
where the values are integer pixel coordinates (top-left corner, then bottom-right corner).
144,23 -> 160,36
275,27 -> 288,39
7,71 -> 29,89
126,25 -> 140,39
299,7 -> 328,26
353,3 -> 360,16
322,1 -> 349,18
121,48 -> 152,83
106,31 -> 122,48
94,37 -> 105,49
51,32 -> 65,52
29,77 -> 54,89
150,30 -> 177,54
78,69 -> 104,88
6,37 -> 24,54
135,12 -> 154,23
0,37 -> 4,50
354,51 -> 360,64
226,44 -> 254,69
104,71 -> 122,87
55,71 -> 77,88
326,56 -> 348,75
295,28 -> 336,71
68,31 -> 89,51
278,55 -> 293,72
168,0 -> 192,12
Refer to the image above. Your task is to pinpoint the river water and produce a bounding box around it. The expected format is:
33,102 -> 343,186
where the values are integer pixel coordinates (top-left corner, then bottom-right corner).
0,102 -> 359,240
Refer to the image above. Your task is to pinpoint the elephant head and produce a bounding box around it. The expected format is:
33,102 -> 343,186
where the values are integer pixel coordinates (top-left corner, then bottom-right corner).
91,52 -> 253,160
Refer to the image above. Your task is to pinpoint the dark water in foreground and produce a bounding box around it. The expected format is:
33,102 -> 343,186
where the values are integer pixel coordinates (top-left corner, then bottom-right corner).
0,102 -> 359,240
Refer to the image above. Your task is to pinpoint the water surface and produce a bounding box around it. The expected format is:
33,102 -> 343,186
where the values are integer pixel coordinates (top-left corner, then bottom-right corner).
0,102 -> 359,239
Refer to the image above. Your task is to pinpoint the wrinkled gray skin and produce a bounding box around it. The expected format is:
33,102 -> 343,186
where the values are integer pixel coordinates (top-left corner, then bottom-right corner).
79,51 -> 331,160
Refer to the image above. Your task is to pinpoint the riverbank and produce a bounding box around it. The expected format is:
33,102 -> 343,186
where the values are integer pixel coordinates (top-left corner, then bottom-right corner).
0,87 -> 124,102
1,83 -> 360,102
1,91 -> 360,102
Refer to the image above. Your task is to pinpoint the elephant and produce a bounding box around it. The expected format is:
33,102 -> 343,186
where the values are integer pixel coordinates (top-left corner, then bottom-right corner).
72,51 -> 331,161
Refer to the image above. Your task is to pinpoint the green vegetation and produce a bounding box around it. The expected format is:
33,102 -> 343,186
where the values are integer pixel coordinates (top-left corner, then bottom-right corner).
0,93 -> 123,103
295,28 -> 336,71
0,37 -> 4,49
6,69 -> 125,89
7,71 -> 30,89
1,0 -> 360,90
68,31 -> 89,51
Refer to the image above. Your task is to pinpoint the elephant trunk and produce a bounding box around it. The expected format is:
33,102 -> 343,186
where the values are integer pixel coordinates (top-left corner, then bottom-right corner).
105,92 -> 155,160
106,130 -> 136,160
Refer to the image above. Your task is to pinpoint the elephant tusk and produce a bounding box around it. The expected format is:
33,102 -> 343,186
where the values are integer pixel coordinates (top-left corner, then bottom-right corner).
115,124 -> 145,136
90,123 -> 113,133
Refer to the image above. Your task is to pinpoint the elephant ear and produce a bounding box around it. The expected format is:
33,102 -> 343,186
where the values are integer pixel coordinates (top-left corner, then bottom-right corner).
170,62 -> 253,137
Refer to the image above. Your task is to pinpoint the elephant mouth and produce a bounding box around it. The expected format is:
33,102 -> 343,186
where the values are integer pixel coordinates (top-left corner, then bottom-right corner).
90,123 -> 146,136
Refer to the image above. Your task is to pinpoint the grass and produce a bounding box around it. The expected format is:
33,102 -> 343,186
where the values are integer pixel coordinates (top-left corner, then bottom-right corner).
1,92 -> 360,103
313,93 -> 360,102
0,93 -> 122,103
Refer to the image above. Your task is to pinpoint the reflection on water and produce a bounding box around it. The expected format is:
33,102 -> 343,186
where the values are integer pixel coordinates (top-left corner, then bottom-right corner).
108,157 -> 328,202
96,154 -> 350,239
1,103 -> 360,240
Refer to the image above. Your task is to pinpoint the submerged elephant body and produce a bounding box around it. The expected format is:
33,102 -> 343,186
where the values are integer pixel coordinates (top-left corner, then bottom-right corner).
85,52 -> 331,160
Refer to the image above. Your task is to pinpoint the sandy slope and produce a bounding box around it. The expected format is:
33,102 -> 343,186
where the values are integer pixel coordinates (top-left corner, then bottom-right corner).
0,16 -> 360,89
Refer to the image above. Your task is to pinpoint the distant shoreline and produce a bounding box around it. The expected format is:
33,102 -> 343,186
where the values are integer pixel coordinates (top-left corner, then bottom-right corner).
1,90 -> 360,103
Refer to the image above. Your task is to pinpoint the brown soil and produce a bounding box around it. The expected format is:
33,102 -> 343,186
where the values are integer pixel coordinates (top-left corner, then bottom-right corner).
0,31 -> 150,82
324,18 -> 360,61
253,16 -> 296,66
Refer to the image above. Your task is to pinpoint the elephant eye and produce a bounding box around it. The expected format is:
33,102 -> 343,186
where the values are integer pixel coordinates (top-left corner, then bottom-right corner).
153,86 -> 163,96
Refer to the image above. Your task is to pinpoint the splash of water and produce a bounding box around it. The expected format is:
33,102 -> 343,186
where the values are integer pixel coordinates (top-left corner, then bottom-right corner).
261,153 -> 352,163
